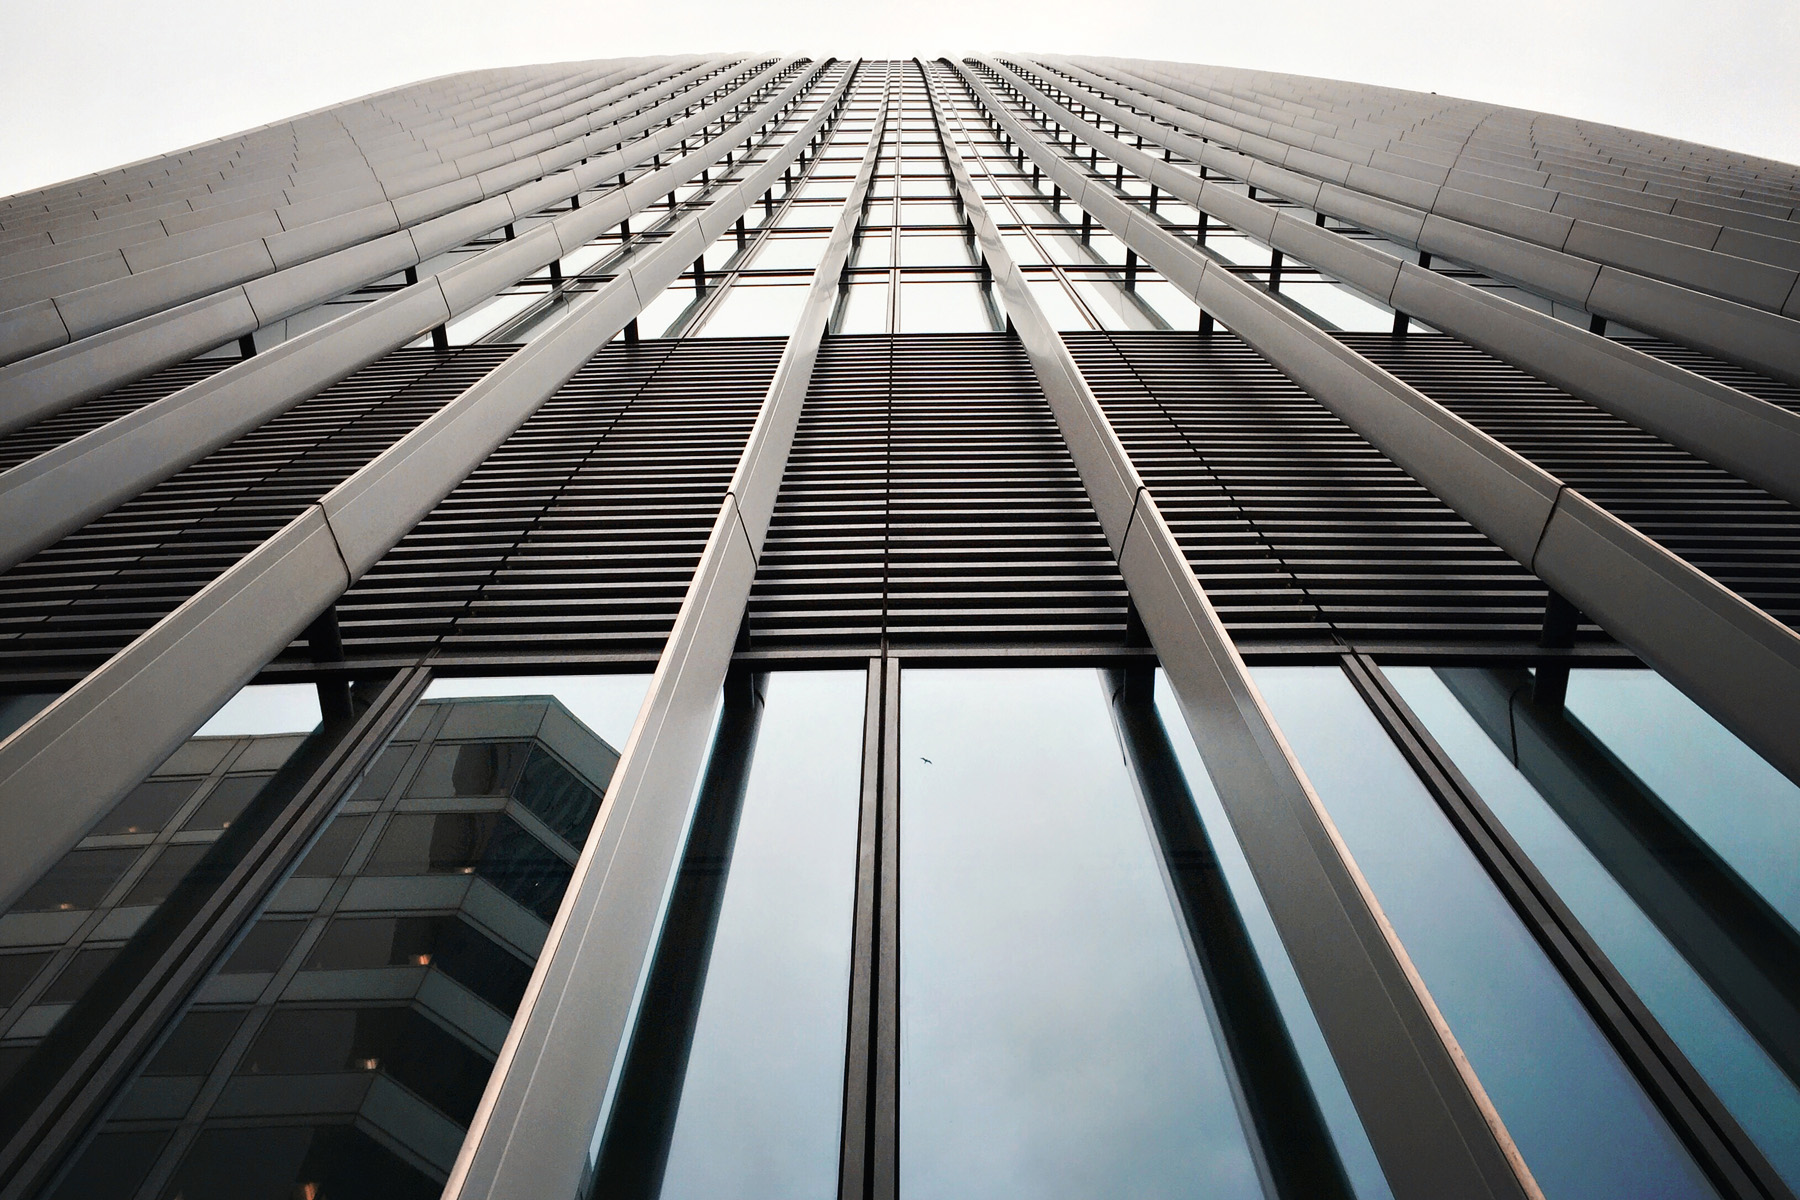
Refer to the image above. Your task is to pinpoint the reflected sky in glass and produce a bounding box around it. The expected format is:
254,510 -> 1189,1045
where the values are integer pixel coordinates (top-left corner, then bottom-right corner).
194,683 -> 322,736
1152,673 -> 1394,1200
899,668 -> 1266,1200
658,671 -> 865,1200
1253,666 -> 1716,1200
1563,669 -> 1800,928
1388,666 -> 1800,1191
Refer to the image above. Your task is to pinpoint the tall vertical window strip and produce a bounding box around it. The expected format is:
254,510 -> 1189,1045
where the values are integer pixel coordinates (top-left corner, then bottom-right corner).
1252,665 -> 1720,1200
1387,666 -> 1800,1191
898,668 -> 1268,1200
640,671 -> 865,1200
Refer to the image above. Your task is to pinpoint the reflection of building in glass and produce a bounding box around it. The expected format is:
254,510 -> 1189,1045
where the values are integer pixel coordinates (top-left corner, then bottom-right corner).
0,731 -> 313,1085
1,50 -> 1798,1200
35,697 -> 617,1198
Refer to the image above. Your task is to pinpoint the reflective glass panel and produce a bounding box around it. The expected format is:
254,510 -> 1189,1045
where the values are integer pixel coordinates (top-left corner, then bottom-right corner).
899,668 -> 1265,1200
1388,666 -> 1800,1189
46,674 -> 650,1200
0,684 -> 323,1094
656,671 -> 866,1199
1253,666 -> 1716,1200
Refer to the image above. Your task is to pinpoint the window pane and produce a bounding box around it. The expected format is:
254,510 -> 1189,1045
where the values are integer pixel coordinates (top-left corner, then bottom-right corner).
1563,668 -> 1800,928
1152,673 -> 1393,1200
1253,665 -> 1716,1200
0,684 -> 321,1078
695,284 -> 812,338
899,668 -> 1264,1200
897,282 -> 993,333
657,671 -> 866,1199
53,674 -> 650,1199
1389,665 -> 1800,1190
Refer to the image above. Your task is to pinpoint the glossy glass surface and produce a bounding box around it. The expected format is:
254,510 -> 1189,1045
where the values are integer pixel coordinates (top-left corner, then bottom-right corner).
1562,669 -> 1800,929
1253,665 -> 1716,1200
1152,673 -> 1394,1200
43,674 -> 650,1200
0,684 -> 321,1093
1389,666 -> 1800,1189
899,668 -> 1266,1200
656,671 -> 865,1199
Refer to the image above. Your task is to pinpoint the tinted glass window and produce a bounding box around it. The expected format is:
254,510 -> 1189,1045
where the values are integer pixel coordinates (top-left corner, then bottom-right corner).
1254,665 -> 1716,1200
657,671 -> 866,1200
899,668 -> 1264,1200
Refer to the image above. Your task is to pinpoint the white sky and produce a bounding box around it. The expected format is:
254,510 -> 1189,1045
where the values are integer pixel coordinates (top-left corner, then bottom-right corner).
2,0 -> 1796,199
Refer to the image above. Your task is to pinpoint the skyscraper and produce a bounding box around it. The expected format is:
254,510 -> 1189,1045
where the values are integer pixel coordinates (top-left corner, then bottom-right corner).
0,52 -> 1797,1200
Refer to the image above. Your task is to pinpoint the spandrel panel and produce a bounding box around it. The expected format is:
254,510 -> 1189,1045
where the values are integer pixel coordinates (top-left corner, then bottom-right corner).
655,671 -> 865,1199
1251,665 -> 1717,1200
1387,666 -> 1800,1192
898,668 -> 1265,1200
40,674 -> 650,1200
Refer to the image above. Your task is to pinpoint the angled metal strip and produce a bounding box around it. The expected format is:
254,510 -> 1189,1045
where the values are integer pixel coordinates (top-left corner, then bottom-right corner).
0,56 -> 708,372
0,61 -> 849,917
0,57 -> 803,573
1010,56 -> 1800,509
442,63 -> 880,1200
956,58 -> 1800,790
1072,57 -> 1800,386
0,54 -> 746,429
928,60 -> 1538,1200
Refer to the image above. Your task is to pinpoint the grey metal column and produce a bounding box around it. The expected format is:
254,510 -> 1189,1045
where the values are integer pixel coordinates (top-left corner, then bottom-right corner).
0,60 -> 851,915
1006,56 -> 1800,510
923,61 -> 1539,1200
1074,57 -> 1800,387
954,59 -> 1800,792
441,63 -> 884,1200
0,56 -> 799,572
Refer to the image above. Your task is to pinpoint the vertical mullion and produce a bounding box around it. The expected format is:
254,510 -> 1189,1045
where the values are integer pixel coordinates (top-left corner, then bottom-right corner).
838,655 -> 900,1200
1343,654 -> 1792,1200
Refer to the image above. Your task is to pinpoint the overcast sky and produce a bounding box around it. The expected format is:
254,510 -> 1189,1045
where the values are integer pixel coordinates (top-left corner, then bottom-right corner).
2,0 -> 1795,199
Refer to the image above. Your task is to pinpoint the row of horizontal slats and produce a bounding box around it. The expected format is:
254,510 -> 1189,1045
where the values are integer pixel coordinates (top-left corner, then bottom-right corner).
0,347 -> 514,677
1065,329 -> 1559,651
1342,332 -> 1800,632
334,337 -> 779,660
745,332 -> 1130,652
23,327 -> 1800,678
0,357 -> 237,474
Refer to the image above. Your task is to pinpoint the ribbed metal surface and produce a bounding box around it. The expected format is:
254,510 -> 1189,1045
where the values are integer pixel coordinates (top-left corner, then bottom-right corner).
1065,329 -> 1556,651
1613,335 -> 1800,415
0,357 -> 236,473
336,337 -> 780,661
747,332 -> 1129,652
0,347 -> 509,676
1343,331 -> 1800,631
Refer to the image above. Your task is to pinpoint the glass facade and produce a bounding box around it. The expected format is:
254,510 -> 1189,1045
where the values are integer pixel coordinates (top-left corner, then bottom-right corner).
2,50 -> 1799,1200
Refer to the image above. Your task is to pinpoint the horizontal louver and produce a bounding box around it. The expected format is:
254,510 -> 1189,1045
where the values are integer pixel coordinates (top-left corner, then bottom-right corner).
747,333 -> 1130,653
336,337 -> 779,662
1066,329 -> 1558,652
